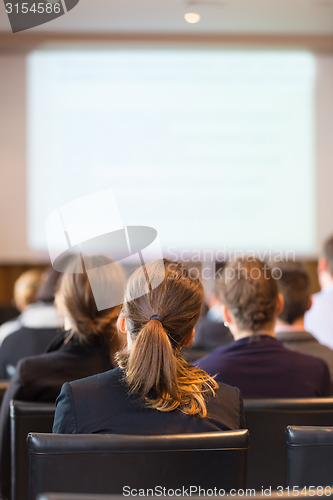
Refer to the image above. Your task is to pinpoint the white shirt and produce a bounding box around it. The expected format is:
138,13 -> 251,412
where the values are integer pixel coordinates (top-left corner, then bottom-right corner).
305,283 -> 333,350
0,302 -> 63,347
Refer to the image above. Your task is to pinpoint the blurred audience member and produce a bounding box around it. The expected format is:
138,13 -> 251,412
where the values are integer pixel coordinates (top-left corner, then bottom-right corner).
276,261 -> 333,386
206,288 -> 224,322
0,268 -> 43,345
184,288 -> 233,362
0,267 -> 63,379
196,257 -> 330,398
305,235 -> 333,349
0,255 -> 125,500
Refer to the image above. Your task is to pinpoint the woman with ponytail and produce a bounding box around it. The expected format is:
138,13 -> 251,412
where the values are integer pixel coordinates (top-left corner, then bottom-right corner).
53,259 -> 245,435
0,255 -> 124,500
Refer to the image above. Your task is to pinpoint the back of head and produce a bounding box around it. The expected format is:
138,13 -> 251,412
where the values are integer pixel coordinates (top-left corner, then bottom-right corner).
56,255 -> 124,349
324,235 -> 333,277
277,261 -> 310,325
14,269 -> 44,311
218,257 -> 278,333
35,267 -> 61,303
119,259 -> 217,417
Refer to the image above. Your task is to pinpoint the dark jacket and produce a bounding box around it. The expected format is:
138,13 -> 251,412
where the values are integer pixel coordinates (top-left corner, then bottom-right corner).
275,328 -> 333,393
0,326 -> 60,379
53,366 -> 245,435
183,318 -> 233,363
0,331 -> 114,500
196,335 -> 331,399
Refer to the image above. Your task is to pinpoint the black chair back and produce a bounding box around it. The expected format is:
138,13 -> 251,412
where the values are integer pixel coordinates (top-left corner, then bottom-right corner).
37,491 -> 333,500
28,430 -> 249,500
286,425 -> 333,487
244,398 -> 333,490
10,400 -> 55,500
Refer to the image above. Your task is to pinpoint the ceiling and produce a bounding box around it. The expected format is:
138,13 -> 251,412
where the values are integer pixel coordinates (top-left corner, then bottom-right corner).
0,0 -> 332,35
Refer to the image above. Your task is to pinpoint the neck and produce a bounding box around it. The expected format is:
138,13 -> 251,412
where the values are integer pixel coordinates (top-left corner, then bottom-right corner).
319,272 -> 333,290
276,317 -> 305,329
64,315 -> 73,331
231,328 -> 275,341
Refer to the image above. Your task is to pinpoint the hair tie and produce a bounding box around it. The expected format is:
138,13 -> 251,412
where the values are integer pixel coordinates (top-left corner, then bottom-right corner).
149,314 -> 163,325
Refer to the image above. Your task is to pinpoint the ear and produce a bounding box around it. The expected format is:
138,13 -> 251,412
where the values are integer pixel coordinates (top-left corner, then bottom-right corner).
318,257 -> 328,274
223,305 -> 232,324
117,313 -> 127,334
183,328 -> 195,347
307,295 -> 313,312
276,293 -> 284,316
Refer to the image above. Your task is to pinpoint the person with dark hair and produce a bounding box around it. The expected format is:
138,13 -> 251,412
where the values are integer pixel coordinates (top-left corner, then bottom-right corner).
183,287 -> 233,363
53,259 -> 244,436
275,261 -> 333,388
305,235 -> 333,349
0,267 -> 63,379
0,255 -> 125,500
196,257 -> 330,399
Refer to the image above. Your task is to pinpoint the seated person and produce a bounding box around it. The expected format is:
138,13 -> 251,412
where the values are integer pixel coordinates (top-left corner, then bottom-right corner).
196,257 -> 330,399
275,261 -> 333,387
0,268 -> 43,345
53,259 -> 245,435
183,289 -> 233,362
0,255 -> 125,500
305,235 -> 333,349
0,268 -> 63,379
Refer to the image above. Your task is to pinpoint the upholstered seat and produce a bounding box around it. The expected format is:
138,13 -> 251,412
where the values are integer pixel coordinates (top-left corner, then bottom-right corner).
286,425 -> 333,487
10,400 -> 55,500
244,398 -> 333,489
28,430 -> 249,500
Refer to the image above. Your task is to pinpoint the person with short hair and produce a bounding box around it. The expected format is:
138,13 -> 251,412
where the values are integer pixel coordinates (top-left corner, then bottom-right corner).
196,257 -> 330,398
305,235 -> 333,349
53,259 -> 245,436
275,261 -> 333,388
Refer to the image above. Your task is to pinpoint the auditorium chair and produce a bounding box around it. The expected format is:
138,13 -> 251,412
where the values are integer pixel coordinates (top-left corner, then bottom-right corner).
0,380 -> 9,407
10,400 -> 55,500
286,425 -> 333,487
37,490 -> 333,500
244,398 -> 333,490
28,430 -> 249,500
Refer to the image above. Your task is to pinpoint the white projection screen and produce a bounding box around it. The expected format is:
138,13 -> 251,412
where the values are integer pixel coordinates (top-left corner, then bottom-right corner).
27,49 -> 315,257
2,48 -> 333,263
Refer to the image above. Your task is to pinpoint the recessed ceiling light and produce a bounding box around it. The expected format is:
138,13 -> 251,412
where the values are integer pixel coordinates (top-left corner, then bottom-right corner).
184,12 -> 201,24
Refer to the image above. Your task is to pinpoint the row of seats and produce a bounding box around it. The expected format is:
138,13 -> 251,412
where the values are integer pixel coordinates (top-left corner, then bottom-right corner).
39,494 -> 333,500
8,398 -> 333,500
28,427 -> 333,499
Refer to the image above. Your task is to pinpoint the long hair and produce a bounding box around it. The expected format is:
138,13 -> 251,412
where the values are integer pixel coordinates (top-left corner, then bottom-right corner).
117,259 -> 218,417
56,255 -> 125,360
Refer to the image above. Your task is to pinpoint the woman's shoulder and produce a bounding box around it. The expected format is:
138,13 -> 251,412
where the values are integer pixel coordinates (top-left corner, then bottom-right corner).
68,366 -> 126,397
206,381 -> 245,430
216,380 -> 242,397
53,367 -> 130,434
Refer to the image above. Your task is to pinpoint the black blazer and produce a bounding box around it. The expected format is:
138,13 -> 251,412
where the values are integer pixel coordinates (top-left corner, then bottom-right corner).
0,331 -> 114,500
0,326 -> 60,379
53,366 -> 245,436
